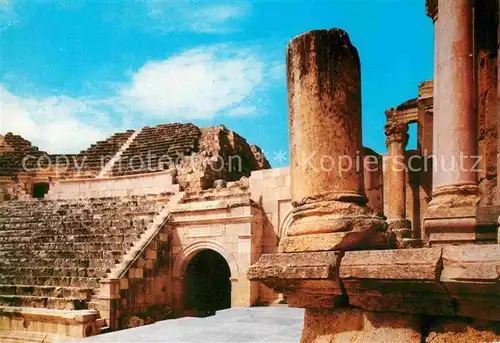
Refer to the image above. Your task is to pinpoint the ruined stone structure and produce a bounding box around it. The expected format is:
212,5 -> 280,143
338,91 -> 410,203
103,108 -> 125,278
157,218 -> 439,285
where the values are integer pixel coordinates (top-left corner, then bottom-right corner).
1,1 -> 499,342
249,1 -> 500,341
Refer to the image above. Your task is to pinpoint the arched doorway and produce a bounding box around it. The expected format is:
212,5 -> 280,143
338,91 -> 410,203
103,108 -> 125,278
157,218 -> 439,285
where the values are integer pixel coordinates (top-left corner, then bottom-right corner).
32,182 -> 49,199
183,249 -> 231,316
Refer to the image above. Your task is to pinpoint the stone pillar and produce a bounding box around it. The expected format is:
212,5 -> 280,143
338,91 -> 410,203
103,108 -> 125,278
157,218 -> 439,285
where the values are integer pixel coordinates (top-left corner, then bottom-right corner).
424,0 -> 480,245
281,29 -> 388,252
248,28 -> 392,343
498,2 -> 500,244
384,120 -> 411,238
497,0 -> 500,244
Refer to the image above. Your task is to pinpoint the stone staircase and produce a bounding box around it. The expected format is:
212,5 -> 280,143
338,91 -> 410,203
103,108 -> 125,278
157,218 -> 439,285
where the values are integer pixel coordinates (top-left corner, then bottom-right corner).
0,195 -> 165,311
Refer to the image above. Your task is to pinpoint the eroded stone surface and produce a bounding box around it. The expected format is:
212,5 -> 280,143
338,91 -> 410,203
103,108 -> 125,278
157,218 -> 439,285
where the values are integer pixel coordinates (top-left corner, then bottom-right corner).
301,308 -> 422,343
426,318 -> 500,343
340,248 -> 455,315
440,245 -> 500,321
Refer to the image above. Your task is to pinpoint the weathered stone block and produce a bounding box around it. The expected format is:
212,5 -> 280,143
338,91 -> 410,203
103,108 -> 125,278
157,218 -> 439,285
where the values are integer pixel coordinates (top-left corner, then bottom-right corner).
301,308 -> 422,343
247,252 -> 345,308
440,244 -> 500,321
279,231 -> 392,253
426,317 -> 500,343
340,248 -> 455,315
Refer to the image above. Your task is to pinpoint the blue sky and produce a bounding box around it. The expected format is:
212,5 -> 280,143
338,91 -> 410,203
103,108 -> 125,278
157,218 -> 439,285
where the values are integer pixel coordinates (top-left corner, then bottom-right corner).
1,0 -> 433,167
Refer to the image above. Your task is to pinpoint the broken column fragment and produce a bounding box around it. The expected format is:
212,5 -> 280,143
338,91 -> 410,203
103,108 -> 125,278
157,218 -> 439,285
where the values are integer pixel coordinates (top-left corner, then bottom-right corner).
249,28 -> 402,343
280,29 -> 390,252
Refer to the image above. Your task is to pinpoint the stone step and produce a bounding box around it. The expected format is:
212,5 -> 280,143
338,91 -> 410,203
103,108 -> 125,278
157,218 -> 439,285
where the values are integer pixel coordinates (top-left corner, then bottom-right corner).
0,258 -> 118,269
0,249 -> 125,260
0,241 -> 134,251
0,295 -> 87,310
0,284 -> 95,300
0,275 -> 100,289
0,226 -> 146,236
0,330 -> 51,343
0,233 -> 142,243
0,266 -> 110,278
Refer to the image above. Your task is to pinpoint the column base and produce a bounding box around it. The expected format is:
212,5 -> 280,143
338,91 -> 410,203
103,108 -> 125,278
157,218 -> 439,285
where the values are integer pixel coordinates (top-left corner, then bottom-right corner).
279,231 -> 393,252
387,218 -> 412,238
282,199 -> 390,252
396,238 -> 424,249
301,308 -> 422,343
423,185 -> 483,246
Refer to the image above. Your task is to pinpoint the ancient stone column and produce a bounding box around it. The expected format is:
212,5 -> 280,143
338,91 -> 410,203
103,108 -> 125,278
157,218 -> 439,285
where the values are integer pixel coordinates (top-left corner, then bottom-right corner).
384,120 -> 411,238
498,2 -> 500,244
424,0 -> 480,245
281,29 -> 387,252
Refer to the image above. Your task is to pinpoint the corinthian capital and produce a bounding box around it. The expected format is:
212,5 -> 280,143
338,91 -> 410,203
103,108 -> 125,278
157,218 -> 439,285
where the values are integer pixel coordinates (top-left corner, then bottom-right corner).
426,0 -> 438,21
384,121 -> 409,146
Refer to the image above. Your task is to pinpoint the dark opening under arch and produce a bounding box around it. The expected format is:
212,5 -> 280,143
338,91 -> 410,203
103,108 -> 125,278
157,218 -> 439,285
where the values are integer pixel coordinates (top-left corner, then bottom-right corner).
33,182 -> 50,199
184,249 -> 231,316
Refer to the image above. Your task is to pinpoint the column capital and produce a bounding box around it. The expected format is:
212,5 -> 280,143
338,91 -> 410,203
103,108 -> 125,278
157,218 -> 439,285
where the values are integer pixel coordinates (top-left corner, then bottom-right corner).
384,121 -> 409,146
426,0 -> 438,21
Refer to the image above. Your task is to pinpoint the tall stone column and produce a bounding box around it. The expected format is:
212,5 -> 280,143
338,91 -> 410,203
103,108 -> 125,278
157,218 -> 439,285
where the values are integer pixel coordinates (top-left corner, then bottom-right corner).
384,120 -> 411,238
498,2 -> 500,244
281,29 -> 388,252
424,0 -> 480,245
248,28 -> 418,343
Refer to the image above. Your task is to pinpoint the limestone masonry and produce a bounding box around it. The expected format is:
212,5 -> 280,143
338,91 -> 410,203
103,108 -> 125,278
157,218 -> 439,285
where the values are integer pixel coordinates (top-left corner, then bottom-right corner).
1,0 -> 500,342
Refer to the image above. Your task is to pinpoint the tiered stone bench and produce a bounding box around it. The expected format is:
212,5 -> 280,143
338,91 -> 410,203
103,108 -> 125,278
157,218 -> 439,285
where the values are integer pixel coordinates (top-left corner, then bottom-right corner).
0,197 -> 161,310
0,133 -> 51,177
111,123 -> 200,177
65,130 -> 135,178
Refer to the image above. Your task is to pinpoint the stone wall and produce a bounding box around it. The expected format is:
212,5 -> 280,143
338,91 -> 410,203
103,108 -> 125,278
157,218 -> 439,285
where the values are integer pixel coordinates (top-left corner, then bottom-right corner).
475,0 -> 498,208
168,185 -> 264,315
46,170 -> 178,200
175,126 -> 270,192
249,168 -> 292,304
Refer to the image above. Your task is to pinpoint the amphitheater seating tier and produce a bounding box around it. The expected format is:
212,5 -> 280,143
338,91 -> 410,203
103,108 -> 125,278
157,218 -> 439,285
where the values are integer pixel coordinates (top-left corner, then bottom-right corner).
0,195 -> 165,310
111,123 -> 201,176
0,133 -> 51,177
65,130 -> 135,177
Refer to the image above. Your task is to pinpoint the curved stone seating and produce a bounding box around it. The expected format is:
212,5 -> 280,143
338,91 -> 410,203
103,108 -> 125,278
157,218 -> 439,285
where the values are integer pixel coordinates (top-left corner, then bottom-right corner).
0,133 -> 52,176
111,123 -> 200,177
65,130 -> 135,177
0,195 -> 166,311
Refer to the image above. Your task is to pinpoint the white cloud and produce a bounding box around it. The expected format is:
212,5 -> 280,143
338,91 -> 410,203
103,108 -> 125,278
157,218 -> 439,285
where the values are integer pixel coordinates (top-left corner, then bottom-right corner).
120,46 -> 264,119
0,86 -> 113,154
1,43 -> 282,154
0,0 -> 17,28
146,3 -> 249,34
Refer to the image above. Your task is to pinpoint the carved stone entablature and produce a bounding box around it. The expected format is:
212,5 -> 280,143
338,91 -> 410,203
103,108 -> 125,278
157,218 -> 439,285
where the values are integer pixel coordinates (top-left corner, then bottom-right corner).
426,0 -> 438,21
384,121 -> 409,146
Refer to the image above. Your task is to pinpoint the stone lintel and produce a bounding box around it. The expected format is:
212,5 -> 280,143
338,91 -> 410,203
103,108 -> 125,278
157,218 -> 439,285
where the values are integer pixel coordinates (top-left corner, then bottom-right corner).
440,245 -> 500,321
339,248 -> 455,316
247,252 -> 346,308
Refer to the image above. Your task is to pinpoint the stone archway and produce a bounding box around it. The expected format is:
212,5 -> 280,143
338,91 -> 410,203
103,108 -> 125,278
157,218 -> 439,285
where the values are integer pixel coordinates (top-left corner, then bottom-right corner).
183,249 -> 231,316
172,240 -> 239,316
